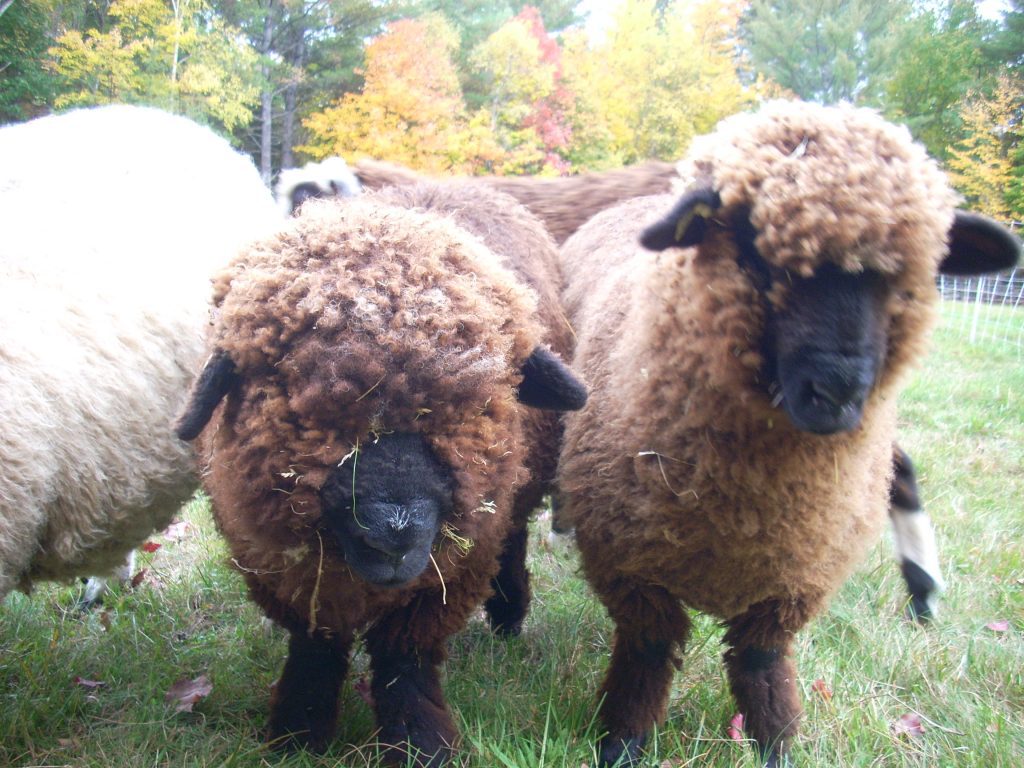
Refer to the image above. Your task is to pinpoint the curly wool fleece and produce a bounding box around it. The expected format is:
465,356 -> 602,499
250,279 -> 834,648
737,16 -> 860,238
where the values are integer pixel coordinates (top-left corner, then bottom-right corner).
199,194 -> 545,634
559,100 -> 963,623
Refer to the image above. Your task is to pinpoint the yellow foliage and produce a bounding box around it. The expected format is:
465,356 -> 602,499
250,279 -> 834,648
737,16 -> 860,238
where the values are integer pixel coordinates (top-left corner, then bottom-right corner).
947,75 -> 1019,222
299,15 -> 473,173
563,0 -> 755,165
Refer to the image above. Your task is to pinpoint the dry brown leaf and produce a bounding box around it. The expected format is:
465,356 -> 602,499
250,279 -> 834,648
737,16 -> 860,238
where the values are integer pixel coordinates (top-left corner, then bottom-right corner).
165,674 -> 213,713
892,712 -> 926,739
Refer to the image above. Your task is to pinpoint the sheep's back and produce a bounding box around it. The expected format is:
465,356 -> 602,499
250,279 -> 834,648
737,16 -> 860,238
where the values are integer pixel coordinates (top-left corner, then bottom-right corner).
0,105 -> 279,595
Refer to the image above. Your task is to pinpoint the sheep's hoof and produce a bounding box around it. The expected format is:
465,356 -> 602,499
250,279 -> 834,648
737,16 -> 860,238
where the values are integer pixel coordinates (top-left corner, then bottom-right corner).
487,614 -> 524,638
484,595 -> 527,638
597,733 -> 645,767
265,717 -> 331,754
379,741 -> 452,768
760,745 -> 791,768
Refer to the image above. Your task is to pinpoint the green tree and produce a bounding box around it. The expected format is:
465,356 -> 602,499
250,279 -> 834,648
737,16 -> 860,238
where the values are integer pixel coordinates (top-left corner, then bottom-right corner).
47,0 -> 261,135
884,0 -> 996,161
215,0 -> 399,180
740,0 -> 911,104
0,0 -> 61,122
984,0 -> 1024,73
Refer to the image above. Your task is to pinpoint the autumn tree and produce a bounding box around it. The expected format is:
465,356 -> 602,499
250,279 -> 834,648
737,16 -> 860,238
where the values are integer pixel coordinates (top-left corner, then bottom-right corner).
47,0 -> 260,135
299,14 -> 485,173
412,0 -> 580,110
563,0 -> 754,167
470,7 -> 573,174
947,75 -> 1020,222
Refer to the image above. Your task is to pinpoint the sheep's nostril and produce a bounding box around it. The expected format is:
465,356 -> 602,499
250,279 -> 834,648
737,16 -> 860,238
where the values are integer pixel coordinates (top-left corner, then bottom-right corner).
805,375 -> 864,410
361,535 -> 409,567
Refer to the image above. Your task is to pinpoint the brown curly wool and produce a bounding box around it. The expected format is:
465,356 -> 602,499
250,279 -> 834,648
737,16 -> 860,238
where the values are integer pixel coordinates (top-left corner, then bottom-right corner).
182,181 -> 588,763
365,182 -> 575,632
355,158 -> 679,244
202,189 -> 544,636
556,101 -> 975,765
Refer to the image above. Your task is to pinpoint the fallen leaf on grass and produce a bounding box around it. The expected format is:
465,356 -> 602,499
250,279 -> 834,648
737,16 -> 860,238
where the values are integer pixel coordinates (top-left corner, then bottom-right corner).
162,521 -> 194,541
985,619 -> 1010,632
98,610 -> 113,631
892,712 -> 925,739
165,674 -> 213,713
727,712 -> 745,742
73,676 -> 106,689
812,678 -> 833,702
354,675 -> 374,707
141,541 -> 162,553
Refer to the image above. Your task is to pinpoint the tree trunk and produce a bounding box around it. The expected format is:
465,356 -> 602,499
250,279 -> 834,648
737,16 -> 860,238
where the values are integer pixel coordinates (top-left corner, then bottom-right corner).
281,30 -> 306,171
259,2 -> 276,184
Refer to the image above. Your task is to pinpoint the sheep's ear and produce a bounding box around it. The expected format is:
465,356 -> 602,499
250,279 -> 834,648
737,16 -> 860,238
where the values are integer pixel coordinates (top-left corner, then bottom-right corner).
289,182 -> 325,215
175,348 -> 239,441
640,187 -> 722,251
942,211 -> 1021,275
517,347 -> 588,411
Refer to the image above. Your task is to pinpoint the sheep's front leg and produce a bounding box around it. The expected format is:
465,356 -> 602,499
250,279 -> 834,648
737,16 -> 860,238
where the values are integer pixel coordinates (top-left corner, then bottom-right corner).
267,630 -> 351,753
485,521 -> 530,636
365,602 -> 458,767
723,600 -> 808,767
595,583 -> 690,767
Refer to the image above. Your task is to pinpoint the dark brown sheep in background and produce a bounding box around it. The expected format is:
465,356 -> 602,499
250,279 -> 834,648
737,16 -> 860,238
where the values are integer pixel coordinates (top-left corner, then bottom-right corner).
554,101 -> 1020,767
176,183 -> 585,766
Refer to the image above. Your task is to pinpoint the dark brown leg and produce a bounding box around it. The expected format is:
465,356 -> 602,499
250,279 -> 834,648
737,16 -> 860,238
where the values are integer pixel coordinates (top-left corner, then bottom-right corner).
485,521 -> 530,636
595,584 -> 690,767
267,630 -> 351,753
723,600 -> 807,767
362,602 -> 454,768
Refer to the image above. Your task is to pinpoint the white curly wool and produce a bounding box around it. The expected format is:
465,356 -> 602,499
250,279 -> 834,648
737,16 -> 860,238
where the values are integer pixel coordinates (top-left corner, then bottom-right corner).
0,105 -> 280,598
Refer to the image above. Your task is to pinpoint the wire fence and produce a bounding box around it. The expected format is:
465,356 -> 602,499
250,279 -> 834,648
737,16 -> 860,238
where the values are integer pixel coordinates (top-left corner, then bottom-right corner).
937,267 -> 1024,357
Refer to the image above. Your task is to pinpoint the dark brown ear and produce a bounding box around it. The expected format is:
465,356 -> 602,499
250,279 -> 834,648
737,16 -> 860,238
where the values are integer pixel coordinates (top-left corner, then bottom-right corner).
639,187 -> 722,251
942,211 -> 1021,275
175,348 -> 238,441
517,347 -> 587,411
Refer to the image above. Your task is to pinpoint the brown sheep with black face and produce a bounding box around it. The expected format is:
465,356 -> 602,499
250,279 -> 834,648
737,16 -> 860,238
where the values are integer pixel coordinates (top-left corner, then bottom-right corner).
555,101 -> 1020,767
176,183 -> 585,766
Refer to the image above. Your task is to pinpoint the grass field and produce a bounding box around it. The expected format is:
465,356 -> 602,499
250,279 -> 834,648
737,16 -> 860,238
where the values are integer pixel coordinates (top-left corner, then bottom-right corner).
2,303 -> 1021,768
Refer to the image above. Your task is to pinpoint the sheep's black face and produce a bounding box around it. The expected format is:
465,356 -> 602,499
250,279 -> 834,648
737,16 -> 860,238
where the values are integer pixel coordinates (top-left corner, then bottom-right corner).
765,263 -> 890,435
319,433 -> 454,587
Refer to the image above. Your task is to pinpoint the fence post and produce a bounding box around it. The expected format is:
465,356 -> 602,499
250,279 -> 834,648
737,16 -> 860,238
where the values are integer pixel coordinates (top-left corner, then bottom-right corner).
969,277 -> 985,344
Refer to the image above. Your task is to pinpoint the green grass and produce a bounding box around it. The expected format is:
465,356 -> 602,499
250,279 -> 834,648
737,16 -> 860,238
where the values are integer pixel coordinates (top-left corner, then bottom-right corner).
2,302 -> 1022,767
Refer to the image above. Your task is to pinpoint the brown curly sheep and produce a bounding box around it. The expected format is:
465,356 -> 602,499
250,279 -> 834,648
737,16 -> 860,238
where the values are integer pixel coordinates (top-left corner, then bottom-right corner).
176,183 -> 585,766
355,155 -> 950,622
555,101 -> 1020,767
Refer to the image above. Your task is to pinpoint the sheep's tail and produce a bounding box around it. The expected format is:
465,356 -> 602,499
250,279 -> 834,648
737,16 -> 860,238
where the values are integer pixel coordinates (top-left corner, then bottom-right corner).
889,445 -> 944,621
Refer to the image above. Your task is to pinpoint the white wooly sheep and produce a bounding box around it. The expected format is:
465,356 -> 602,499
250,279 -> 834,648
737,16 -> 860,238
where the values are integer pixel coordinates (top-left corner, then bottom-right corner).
0,105 -> 280,601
